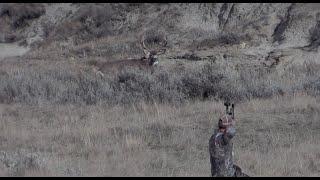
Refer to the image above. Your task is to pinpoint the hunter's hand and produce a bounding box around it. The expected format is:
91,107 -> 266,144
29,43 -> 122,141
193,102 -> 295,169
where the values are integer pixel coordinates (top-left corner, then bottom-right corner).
225,126 -> 236,138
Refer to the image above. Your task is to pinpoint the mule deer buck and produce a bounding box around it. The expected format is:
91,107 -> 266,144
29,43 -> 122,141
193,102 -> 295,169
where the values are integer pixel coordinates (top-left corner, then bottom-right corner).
87,33 -> 168,75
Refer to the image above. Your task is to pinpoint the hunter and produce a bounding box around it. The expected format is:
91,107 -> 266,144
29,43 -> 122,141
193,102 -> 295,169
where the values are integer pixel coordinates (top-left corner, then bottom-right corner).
209,103 -> 249,177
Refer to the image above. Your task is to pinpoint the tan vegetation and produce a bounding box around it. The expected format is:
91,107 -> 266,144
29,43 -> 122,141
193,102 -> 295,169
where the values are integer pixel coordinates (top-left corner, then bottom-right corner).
1,3 -> 320,177
0,95 -> 319,176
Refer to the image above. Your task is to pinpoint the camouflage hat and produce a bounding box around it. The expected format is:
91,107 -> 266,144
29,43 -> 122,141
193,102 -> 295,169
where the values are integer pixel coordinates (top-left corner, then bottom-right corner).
218,114 -> 234,128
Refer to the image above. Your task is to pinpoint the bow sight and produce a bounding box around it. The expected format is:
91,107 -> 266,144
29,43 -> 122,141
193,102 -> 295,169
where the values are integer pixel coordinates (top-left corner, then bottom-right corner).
224,101 -> 235,119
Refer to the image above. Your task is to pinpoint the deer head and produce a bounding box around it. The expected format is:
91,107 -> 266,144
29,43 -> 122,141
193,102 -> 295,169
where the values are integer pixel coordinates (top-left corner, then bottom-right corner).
140,32 -> 167,66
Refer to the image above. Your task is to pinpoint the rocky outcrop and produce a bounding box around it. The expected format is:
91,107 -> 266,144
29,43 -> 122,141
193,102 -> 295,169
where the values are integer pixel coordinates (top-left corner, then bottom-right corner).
1,3 -> 320,67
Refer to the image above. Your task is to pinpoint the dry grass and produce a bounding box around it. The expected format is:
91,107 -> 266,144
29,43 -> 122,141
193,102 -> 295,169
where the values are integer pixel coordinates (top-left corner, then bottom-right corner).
0,94 -> 319,176
1,3 -> 320,177
1,57 -> 319,106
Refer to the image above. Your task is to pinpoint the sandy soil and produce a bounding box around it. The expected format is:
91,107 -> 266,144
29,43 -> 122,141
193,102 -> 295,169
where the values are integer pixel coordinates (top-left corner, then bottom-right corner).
0,43 -> 30,60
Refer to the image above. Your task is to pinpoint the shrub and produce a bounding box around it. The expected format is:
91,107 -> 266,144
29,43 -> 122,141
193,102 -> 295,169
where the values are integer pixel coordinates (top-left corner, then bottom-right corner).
0,60 -> 319,106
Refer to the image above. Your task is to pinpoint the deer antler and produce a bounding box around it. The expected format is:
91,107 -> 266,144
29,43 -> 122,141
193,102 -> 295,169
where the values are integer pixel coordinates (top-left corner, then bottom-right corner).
161,35 -> 167,47
156,34 -> 167,55
140,32 -> 168,57
140,34 -> 150,57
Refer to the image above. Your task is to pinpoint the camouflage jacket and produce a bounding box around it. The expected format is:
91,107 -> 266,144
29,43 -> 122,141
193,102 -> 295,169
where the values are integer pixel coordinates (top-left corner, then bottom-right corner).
209,127 -> 236,177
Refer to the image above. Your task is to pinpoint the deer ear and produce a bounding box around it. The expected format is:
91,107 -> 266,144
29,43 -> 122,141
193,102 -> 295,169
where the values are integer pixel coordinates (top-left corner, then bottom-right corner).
144,51 -> 150,57
157,49 -> 166,55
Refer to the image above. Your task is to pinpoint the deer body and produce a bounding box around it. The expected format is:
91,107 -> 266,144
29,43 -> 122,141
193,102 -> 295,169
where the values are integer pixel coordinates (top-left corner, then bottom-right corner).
87,32 -> 167,75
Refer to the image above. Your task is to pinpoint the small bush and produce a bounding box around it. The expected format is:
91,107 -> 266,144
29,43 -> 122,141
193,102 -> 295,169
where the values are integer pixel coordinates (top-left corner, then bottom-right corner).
196,33 -> 251,49
307,20 -> 320,50
0,3 -> 45,29
0,60 -> 319,106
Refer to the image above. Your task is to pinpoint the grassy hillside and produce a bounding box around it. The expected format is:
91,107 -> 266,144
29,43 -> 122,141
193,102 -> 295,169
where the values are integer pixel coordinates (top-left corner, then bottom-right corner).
0,3 -> 320,176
